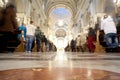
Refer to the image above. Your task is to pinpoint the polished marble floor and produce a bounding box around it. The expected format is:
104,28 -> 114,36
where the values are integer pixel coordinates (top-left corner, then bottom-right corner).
0,52 -> 120,80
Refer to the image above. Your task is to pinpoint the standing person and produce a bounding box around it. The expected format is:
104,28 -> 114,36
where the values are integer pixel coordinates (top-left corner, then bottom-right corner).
26,21 -> 36,53
76,35 -> 81,52
41,32 -> 47,52
18,23 -> 26,41
87,27 -> 96,52
101,15 -> 118,48
116,21 -> 120,46
70,39 -> 76,52
35,26 -> 41,52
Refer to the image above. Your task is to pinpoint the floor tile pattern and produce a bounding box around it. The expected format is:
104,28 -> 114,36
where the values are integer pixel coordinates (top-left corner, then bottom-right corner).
0,68 -> 120,80
0,52 -> 120,80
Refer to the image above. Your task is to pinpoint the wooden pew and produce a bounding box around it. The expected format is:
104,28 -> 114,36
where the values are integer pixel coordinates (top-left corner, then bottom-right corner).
94,30 -> 105,53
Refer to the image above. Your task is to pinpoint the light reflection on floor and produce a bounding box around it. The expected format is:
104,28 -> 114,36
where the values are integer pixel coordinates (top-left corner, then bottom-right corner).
0,52 -> 120,80
54,50 -> 68,61
0,68 -> 120,80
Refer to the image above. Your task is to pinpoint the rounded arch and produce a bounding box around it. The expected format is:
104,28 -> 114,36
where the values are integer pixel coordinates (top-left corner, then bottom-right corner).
45,3 -> 75,17
48,6 -> 72,29
50,7 -> 72,19
55,29 -> 66,38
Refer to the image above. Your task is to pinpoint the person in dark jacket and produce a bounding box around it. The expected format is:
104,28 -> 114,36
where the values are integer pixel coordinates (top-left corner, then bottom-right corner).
116,21 -> 120,46
41,32 -> 47,52
70,39 -> 76,52
35,26 -> 42,52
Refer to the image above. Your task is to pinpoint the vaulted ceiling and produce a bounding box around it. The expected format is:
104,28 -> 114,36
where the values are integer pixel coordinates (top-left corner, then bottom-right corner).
2,0 -> 84,23
44,0 -> 79,17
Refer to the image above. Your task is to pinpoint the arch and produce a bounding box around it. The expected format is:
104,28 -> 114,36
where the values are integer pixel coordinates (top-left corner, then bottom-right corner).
50,7 -> 72,19
45,3 -> 75,17
55,29 -> 66,38
49,6 -> 72,29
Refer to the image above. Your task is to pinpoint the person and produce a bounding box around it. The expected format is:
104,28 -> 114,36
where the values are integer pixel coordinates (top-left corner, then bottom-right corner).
70,39 -> 76,52
41,32 -> 47,52
87,27 -> 96,52
101,15 -> 118,48
76,35 -> 80,52
116,21 -> 120,46
35,26 -> 42,52
18,23 -> 26,41
26,21 -> 36,53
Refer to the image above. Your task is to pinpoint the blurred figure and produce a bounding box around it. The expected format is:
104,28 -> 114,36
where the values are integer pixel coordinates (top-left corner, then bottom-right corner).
70,39 -> 76,52
41,32 -> 47,52
116,21 -> 120,46
35,26 -> 42,52
87,27 -> 96,52
101,15 -> 118,48
26,21 -> 36,53
76,35 -> 80,52
18,23 -> 26,41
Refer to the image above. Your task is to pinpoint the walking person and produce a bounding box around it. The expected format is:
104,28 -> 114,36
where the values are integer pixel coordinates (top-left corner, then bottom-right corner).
70,39 -> 76,52
76,35 -> 80,52
35,26 -> 42,52
26,21 -> 36,53
41,32 -> 47,52
87,27 -> 96,52
18,23 -> 26,41
15,23 -> 26,52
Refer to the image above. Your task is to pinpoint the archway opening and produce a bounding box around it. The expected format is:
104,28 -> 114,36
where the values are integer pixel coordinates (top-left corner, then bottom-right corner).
48,6 -> 73,51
